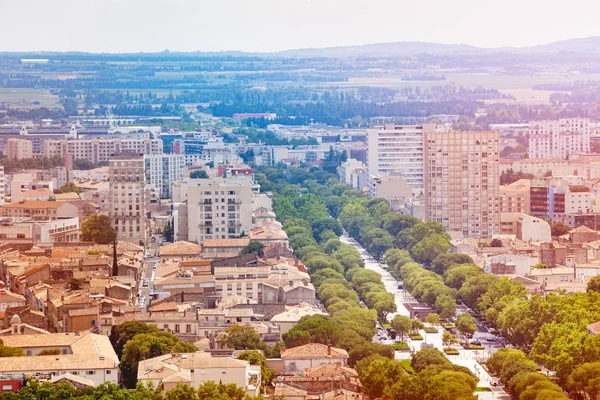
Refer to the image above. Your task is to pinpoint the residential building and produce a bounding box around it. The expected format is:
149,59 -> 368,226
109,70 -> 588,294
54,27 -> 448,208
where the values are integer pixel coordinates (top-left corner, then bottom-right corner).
144,154 -> 186,199
499,179 -> 531,214
202,238 -> 251,258
367,123 -> 446,192
2,201 -> 78,219
109,153 -> 146,245
499,213 -> 551,242
7,138 -> 33,160
44,138 -> 163,164
337,158 -> 368,191
184,177 -> 254,243
529,118 -> 590,159
159,241 -> 203,262
137,352 -> 260,395
505,158 -> 600,179
424,130 -> 500,238
0,290 -> 26,311
0,332 -> 119,386
367,174 -> 413,210
280,343 -> 348,375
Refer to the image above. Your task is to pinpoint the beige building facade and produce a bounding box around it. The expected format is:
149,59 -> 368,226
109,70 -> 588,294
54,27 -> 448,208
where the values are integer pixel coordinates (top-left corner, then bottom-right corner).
109,154 -> 146,245
424,130 -> 500,238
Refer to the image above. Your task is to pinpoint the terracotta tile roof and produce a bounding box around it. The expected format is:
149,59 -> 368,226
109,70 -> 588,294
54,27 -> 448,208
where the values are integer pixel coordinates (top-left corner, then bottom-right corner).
570,225 -> 597,233
304,363 -> 358,378
68,308 -> 97,317
0,354 -> 119,373
160,241 -> 202,256
150,302 -> 179,312
274,384 -> 307,398
281,343 -> 348,359
4,201 -> 64,209
55,192 -> 80,201
48,373 -> 95,387
0,290 -> 26,303
202,238 -> 250,248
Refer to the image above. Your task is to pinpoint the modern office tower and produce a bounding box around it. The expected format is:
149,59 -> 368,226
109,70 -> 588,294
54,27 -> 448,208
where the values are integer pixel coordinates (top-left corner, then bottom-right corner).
7,138 -> 33,160
144,154 -> 186,199
424,130 -> 500,238
184,177 -> 254,243
366,123 -> 445,193
109,153 -> 146,245
45,138 -> 163,164
528,118 -> 590,159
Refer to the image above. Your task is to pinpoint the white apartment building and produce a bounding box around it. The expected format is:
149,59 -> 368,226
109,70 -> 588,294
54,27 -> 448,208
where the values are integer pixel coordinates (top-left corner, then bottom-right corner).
337,158 -> 368,191
367,123 -> 447,193
528,118 -> 591,159
183,177 -> 254,243
424,130 -> 500,239
505,158 -> 600,179
45,138 -> 163,164
144,154 -> 186,199
7,138 -> 33,160
109,154 -> 146,245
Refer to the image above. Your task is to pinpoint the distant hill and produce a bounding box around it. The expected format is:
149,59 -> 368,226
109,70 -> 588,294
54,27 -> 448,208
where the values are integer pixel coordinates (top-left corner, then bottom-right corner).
272,36 -> 600,58
274,41 -> 482,58
3,37 -> 600,59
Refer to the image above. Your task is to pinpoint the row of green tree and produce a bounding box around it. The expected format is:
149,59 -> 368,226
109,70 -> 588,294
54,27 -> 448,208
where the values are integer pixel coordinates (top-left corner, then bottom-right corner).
0,380 -> 260,400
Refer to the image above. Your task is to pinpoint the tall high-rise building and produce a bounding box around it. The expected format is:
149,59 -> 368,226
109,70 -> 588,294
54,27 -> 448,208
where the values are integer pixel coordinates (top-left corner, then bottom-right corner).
424,131 -> 500,239
109,153 -> 146,245
0,166 -> 5,206
366,124 -> 446,193
528,118 -> 590,159
144,154 -> 185,199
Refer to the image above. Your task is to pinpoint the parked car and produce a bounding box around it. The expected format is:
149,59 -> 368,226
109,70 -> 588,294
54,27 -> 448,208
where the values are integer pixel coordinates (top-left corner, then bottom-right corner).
470,339 -> 482,346
142,279 -> 148,287
485,334 -> 496,342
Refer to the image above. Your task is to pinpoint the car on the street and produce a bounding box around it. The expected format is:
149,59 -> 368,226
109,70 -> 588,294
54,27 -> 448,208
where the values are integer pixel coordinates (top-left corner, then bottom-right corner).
470,339 -> 482,346
143,278 -> 148,287
485,334 -> 496,342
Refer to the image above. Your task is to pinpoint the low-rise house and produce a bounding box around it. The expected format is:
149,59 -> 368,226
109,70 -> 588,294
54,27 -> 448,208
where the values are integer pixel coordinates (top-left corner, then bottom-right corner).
0,331 -> 119,386
202,238 -> 250,258
160,241 -> 203,261
271,306 -> 328,334
137,352 -> 260,396
274,363 -> 363,399
0,289 -> 26,311
587,321 -> 600,336
2,201 -> 78,219
248,226 -> 289,247
281,343 -> 349,375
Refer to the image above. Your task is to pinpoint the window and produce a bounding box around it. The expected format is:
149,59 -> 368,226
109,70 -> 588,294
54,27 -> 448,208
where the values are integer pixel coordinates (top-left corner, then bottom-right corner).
87,371 -> 95,375
106,370 -> 111,374
222,368 -> 227,375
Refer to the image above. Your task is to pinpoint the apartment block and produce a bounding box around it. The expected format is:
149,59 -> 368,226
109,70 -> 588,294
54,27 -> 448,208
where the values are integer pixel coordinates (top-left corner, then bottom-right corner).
499,179 -> 531,214
424,130 -> 500,238
337,158 -> 367,191
528,118 -> 590,159
144,154 -> 186,199
181,177 -> 254,243
45,138 -> 162,164
367,123 -> 445,192
7,138 -> 33,160
505,158 -> 600,179
109,154 -> 146,245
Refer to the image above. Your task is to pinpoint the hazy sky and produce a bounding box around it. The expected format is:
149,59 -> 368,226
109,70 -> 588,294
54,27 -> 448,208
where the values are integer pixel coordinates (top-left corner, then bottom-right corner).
1,0 -> 598,53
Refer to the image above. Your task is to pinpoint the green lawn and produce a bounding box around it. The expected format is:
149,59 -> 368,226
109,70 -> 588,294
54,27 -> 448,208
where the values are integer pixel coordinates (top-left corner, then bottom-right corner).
0,88 -> 60,108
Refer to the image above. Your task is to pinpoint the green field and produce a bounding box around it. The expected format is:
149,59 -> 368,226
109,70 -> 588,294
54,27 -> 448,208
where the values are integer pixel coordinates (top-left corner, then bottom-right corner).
0,88 -> 61,108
